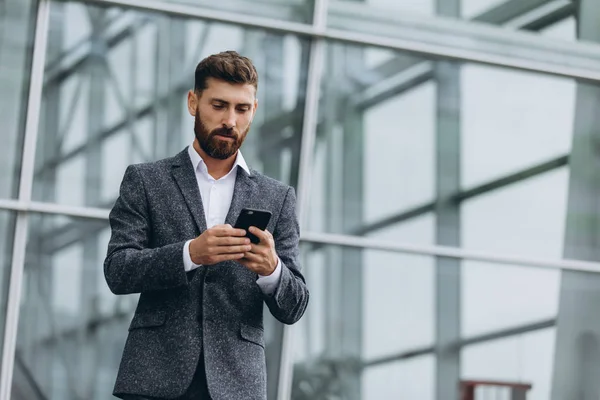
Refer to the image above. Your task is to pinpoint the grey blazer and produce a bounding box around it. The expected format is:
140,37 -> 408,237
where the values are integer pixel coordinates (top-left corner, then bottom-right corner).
104,147 -> 309,399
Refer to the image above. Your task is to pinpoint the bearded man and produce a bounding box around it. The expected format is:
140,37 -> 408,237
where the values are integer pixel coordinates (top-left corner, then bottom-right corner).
104,51 -> 309,400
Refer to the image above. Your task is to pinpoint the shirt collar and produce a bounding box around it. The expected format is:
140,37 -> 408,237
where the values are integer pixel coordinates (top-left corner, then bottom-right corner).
187,142 -> 250,176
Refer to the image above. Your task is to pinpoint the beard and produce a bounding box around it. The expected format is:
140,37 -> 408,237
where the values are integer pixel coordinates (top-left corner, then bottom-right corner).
194,110 -> 250,160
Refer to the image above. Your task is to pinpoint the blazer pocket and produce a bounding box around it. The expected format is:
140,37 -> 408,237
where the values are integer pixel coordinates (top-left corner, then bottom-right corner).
128,311 -> 167,331
239,323 -> 265,349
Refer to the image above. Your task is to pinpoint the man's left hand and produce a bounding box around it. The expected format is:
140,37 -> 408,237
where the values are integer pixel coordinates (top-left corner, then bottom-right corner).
238,227 -> 278,276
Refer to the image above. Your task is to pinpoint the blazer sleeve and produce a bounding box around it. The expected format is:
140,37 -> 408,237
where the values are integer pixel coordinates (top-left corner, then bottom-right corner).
263,187 -> 310,325
104,165 -> 189,295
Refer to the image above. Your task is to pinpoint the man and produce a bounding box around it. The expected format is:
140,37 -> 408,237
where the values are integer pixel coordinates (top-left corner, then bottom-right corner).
104,51 -> 309,400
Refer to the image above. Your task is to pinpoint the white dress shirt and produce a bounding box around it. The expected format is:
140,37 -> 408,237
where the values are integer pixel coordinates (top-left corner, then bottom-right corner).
182,143 -> 281,295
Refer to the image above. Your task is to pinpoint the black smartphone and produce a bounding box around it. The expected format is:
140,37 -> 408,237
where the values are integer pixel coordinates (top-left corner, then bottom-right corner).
234,208 -> 272,244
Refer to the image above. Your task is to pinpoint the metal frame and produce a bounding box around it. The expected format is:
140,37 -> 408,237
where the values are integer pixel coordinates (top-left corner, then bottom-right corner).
0,0 -> 51,398
4,201 -> 600,275
302,231 -> 600,274
434,1 -> 462,397
81,0 -> 600,82
551,0 -> 600,398
363,317 -> 555,368
3,0 -> 600,399
278,0 -> 328,395
0,199 -> 109,220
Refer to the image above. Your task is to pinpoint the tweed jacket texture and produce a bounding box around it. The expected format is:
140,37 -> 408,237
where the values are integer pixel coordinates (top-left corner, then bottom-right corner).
104,147 -> 309,399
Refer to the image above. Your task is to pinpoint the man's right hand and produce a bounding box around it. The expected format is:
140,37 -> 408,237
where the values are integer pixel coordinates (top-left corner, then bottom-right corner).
189,224 -> 251,265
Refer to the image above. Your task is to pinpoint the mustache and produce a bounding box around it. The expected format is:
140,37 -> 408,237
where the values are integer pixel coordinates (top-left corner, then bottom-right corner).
210,128 -> 237,139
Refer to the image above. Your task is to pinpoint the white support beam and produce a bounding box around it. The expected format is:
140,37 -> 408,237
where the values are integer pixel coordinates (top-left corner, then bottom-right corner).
277,0 -> 329,396
0,199 -> 110,220
0,1 -> 50,399
301,231 -> 600,275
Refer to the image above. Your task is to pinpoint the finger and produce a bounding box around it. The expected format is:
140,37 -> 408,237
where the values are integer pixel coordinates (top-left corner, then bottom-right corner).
248,243 -> 270,255
211,225 -> 246,237
248,226 -> 270,241
212,244 -> 252,254
241,251 -> 262,262
214,236 -> 251,246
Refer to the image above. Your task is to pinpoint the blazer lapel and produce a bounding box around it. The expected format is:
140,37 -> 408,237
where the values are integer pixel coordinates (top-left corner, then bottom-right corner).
225,167 -> 258,226
171,148 -> 207,233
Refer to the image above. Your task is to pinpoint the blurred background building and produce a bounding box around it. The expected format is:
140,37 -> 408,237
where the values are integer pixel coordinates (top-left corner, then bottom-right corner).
2,0 -> 600,399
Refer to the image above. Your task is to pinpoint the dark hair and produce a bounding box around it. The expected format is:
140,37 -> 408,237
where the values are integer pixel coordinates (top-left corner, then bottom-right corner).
194,51 -> 258,93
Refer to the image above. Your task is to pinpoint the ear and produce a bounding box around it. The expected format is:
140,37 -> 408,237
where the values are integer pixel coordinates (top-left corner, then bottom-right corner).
187,90 -> 198,116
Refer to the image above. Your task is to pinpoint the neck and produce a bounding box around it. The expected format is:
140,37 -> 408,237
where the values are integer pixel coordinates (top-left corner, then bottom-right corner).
193,140 -> 237,180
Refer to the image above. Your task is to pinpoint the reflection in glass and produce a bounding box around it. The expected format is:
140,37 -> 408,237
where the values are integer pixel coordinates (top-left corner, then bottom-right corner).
161,0 -> 313,23
308,42 -> 434,240
459,168 -> 567,348
462,328 -> 556,400
362,356 -> 434,400
462,168 -> 569,260
330,0 -> 576,36
33,1 -> 309,209
291,240 -> 568,399
0,0 -> 37,198
331,0 -> 434,16
308,41 -> 579,267
460,66 -> 574,189
291,244 -> 434,399
462,258 -> 560,338
540,16 -> 577,42
331,0 -> 568,20
12,214 -> 127,399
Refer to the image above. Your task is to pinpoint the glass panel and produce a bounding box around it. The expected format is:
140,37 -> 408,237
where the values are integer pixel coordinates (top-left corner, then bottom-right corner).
462,258 -> 559,336
307,42 -> 435,241
461,65 -> 574,190
329,0 -> 575,35
462,328 -> 556,400
0,212 -> 17,361
462,0 -> 508,18
307,42 -> 583,262
159,0 -> 312,23
12,214 -> 126,399
12,212 -> 292,399
33,1 -> 309,208
293,242 -> 600,399
362,356 -> 435,400
291,244 -> 434,399
540,16 -> 576,42
0,0 -> 38,198
462,168 -> 568,260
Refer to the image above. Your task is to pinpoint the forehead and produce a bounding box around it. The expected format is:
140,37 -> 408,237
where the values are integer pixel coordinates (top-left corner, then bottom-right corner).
201,78 -> 256,104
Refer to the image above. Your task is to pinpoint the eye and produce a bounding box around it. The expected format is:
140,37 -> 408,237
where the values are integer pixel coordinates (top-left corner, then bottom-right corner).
237,107 -> 249,113
212,104 -> 225,110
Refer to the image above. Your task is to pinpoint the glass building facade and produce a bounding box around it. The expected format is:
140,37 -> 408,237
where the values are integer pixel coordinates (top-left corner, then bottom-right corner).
1,0 -> 600,399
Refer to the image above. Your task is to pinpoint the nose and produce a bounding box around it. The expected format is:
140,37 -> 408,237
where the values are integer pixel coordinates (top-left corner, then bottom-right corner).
222,109 -> 236,130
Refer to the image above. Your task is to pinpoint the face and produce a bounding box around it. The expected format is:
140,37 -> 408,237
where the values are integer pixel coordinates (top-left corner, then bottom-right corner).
188,78 -> 258,160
